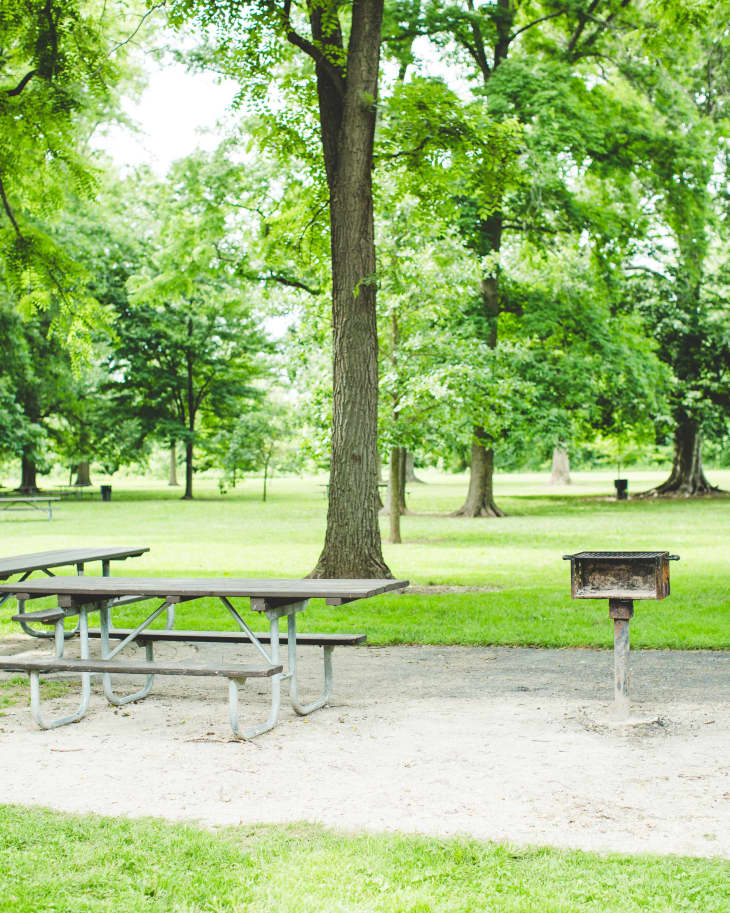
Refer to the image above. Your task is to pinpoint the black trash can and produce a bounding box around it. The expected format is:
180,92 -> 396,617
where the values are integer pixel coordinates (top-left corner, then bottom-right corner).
100,485 -> 112,502
613,478 -> 628,500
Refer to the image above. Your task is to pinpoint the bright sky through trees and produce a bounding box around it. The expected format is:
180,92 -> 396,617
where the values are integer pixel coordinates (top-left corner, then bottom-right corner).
92,57 -> 236,174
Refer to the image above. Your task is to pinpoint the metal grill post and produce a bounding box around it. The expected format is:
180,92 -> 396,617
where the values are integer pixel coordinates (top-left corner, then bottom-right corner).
608,598 -> 633,718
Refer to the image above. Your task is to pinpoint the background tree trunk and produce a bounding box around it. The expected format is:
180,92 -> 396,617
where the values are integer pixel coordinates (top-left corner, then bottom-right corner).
649,417 -> 716,495
17,454 -> 38,493
404,451 -> 424,483
169,443 -> 179,486
310,0 -> 390,578
74,460 -> 91,486
452,430 -> 504,517
389,446 -> 402,543
550,446 -> 571,485
183,441 -> 194,500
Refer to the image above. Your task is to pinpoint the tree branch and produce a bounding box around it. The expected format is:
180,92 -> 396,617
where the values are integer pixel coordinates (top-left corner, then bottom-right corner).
103,3 -> 165,62
625,264 -> 671,282
286,29 -> 345,98
252,271 -> 321,296
509,9 -> 568,42
465,0 -> 491,80
0,175 -> 23,237
566,0 -> 600,57
5,70 -> 38,97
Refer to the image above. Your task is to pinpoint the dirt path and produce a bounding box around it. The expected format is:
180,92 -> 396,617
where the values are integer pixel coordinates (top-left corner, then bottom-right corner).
1,637 -> 728,858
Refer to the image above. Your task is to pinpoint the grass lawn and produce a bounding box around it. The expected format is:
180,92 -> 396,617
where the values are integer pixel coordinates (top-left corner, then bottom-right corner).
0,468 -> 728,649
0,805 -> 728,913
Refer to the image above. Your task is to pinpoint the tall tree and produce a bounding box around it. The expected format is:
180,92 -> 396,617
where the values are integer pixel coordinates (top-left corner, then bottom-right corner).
0,0 -> 148,332
385,0 -> 643,515
617,9 -> 730,494
170,0 -> 391,576
114,154 -> 272,499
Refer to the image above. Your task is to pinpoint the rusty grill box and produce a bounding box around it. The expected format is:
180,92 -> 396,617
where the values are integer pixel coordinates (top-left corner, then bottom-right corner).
563,551 -> 679,601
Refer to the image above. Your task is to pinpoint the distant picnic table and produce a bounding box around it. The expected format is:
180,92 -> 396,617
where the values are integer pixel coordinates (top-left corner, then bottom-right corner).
0,496 -> 60,521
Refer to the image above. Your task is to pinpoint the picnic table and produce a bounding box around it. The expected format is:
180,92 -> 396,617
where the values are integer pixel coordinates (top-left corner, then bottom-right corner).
0,575 -> 408,739
0,546 -> 150,637
0,496 -> 60,521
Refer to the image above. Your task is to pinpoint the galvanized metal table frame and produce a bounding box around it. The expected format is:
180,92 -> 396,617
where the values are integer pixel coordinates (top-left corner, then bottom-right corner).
22,594 -> 318,739
2,576 -> 408,739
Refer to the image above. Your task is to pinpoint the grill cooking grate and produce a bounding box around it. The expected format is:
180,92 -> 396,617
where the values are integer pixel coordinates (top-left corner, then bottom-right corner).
563,551 -> 673,561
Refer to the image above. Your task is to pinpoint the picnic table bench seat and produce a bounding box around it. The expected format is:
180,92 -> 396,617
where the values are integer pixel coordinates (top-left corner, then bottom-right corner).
0,655 -> 281,679
0,652 -> 282,738
84,629 -> 366,647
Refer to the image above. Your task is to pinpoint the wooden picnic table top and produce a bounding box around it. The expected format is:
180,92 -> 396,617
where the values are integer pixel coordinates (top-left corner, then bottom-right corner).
0,575 -> 409,603
0,546 -> 150,579
0,496 -> 61,503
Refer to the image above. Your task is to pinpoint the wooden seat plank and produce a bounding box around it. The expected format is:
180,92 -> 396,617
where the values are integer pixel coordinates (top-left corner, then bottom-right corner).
0,656 -> 281,678
11,608 -> 65,624
85,629 -> 366,646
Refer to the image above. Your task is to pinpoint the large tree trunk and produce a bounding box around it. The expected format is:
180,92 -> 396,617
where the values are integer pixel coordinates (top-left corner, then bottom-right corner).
17,454 -> 39,493
74,460 -> 91,486
169,443 -> 179,486
550,446 -> 571,485
310,0 -> 390,578
452,429 -> 504,517
648,417 -> 717,496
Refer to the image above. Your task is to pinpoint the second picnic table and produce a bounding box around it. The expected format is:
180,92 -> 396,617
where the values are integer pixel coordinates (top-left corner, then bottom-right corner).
0,546 -> 150,636
0,575 -> 408,739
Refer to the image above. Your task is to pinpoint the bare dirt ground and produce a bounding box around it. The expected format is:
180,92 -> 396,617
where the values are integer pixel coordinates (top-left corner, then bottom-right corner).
0,635 -> 728,858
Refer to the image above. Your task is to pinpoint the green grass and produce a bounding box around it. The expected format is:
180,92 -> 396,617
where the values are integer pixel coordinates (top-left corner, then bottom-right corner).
0,805 -> 728,913
0,676 -> 70,714
1,469 -> 729,649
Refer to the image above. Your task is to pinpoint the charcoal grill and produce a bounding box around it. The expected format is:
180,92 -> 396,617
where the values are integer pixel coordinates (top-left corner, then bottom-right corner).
563,551 -> 680,716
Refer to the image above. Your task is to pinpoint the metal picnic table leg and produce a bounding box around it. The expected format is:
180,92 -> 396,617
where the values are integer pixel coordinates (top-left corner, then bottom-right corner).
29,608 -> 91,729
99,600 -> 156,706
287,609 -> 333,716
229,610 -> 282,740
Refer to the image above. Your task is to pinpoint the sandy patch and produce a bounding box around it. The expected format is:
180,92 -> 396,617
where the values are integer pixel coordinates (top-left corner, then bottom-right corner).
0,636 -> 728,858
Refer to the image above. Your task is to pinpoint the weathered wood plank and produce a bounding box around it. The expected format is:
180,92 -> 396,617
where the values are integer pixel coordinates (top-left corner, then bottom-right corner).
0,656 -> 281,678
0,576 -> 409,601
85,629 -> 366,646
10,608 -> 65,624
0,546 -> 149,579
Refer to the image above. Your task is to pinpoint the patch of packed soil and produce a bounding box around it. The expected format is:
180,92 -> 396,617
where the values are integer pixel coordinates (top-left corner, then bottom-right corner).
0,635 -> 728,858
404,584 -> 501,593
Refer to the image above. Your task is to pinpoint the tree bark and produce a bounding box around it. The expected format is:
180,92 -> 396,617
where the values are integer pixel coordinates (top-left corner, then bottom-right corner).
452,430 -> 504,517
17,453 -> 39,493
647,417 -> 717,496
183,440 -> 194,500
169,443 -> 179,486
404,451 -> 424,483
309,0 -> 390,578
550,446 -> 571,485
456,213 -> 505,517
74,460 -> 91,486
388,446 -> 402,543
